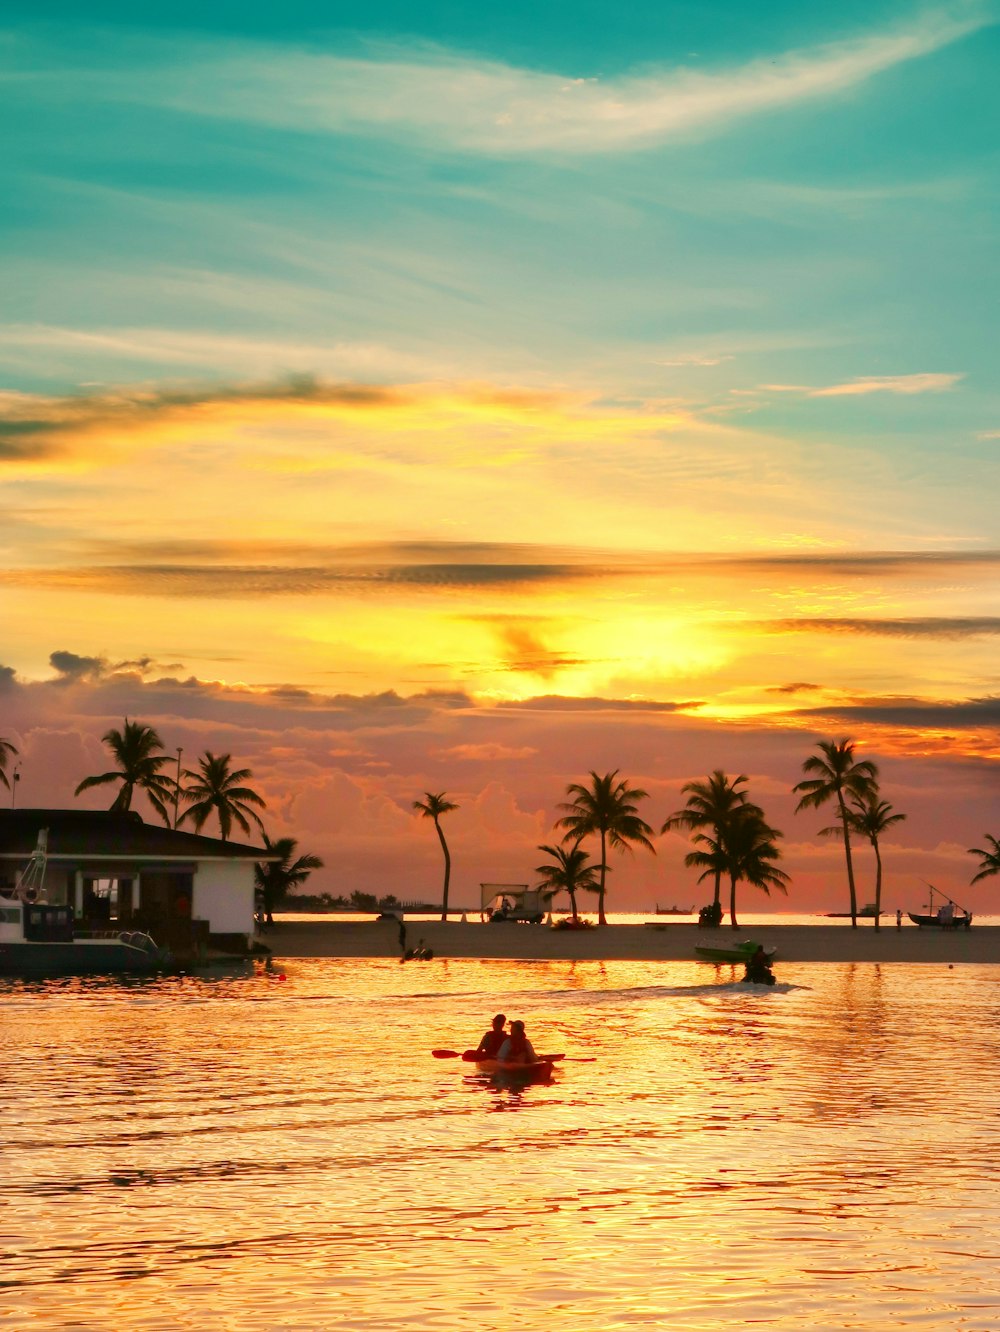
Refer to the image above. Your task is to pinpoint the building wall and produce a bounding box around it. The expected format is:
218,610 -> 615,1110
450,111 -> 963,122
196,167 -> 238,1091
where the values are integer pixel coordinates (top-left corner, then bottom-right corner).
193,860 -> 255,935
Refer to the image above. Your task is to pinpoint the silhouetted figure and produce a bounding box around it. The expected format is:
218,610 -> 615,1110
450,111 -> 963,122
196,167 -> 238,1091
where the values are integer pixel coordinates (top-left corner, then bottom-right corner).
743,945 -> 776,986
496,1019 -> 537,1064
476,1014 -> 507,1058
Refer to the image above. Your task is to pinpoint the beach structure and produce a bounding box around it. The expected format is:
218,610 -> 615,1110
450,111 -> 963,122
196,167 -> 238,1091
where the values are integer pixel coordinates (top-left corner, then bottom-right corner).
0,809 -> 275,960
481,882 -> 545,923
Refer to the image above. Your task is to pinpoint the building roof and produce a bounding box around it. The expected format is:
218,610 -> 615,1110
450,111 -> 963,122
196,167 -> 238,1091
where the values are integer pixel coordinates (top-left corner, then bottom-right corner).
0,809 -> 273,862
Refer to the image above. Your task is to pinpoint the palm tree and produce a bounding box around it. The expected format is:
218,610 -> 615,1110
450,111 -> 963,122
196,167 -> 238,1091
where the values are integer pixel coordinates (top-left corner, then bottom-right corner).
178,751 -> 266,841
969,834 -> 1000,884
534,841 -> 601,923
692,806 -> 789,929
662,770 -> 762,915
794,738 -> 878,928
824,792 -> 906,931
74,718 -> 175,824
254,834 -> 324,924
413,792 -> 458,920
0,736 -> 18,793
556,770 -> 655,925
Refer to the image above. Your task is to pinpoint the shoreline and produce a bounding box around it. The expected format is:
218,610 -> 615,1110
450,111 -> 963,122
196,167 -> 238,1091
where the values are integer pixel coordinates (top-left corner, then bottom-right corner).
263,920 -> 1000,964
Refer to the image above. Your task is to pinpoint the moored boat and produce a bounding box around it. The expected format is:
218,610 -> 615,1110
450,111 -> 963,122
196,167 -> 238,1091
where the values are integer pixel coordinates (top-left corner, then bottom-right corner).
694,938 -> 776,964
0,831 -> 173,978
908,884 -> 973,930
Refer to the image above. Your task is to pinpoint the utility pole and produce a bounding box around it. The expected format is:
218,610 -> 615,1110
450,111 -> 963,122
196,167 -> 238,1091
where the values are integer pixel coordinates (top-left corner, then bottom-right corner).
173,748 -> 183,829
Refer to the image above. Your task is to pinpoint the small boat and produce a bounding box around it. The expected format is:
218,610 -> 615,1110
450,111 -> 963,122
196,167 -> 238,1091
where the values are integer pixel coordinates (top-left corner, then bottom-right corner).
694,939 -> 776,964
471,1058 -> 555,1082
655,904 -> 695,915
824,903 -> 878,918
0,831 -> 172,978
908,884 -> 973,930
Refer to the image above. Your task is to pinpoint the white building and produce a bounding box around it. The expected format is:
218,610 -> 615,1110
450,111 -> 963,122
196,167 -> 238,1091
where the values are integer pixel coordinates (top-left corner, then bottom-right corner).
0,809 -> 275,953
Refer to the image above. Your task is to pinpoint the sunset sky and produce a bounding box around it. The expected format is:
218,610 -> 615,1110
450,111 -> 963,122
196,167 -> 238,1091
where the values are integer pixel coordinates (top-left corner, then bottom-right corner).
2,1 -> 998,910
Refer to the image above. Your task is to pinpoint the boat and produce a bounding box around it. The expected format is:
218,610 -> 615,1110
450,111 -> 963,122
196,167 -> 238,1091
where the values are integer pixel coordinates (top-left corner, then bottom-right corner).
908,884 -> 972,930
694,939 -> 776,964
655,904 -> 695,915
470,1057 -> 555,1082
0,831 -> 173,978
824,903 -> 878,918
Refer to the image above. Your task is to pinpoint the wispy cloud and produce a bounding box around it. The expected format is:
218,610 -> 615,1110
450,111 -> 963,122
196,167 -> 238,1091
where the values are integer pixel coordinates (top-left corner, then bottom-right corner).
762,616 -> 1000,638
810,372 -> 964,397
799,695 -> 1000,728
18,8 -> 992,156
757,372 -> 964,397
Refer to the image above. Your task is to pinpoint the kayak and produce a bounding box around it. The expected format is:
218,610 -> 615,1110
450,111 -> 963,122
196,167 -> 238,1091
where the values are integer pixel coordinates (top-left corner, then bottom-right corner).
471,1057 -> 555,1082
695,939 -> 776,964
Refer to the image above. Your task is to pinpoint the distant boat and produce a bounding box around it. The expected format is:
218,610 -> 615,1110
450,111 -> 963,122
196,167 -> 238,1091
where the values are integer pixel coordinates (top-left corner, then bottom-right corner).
823,903 -> 879,918
655,904 -> 695,915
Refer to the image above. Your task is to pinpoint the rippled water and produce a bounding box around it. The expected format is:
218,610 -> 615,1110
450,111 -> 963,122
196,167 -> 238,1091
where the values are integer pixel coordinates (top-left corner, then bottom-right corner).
3,960 -> 999,1330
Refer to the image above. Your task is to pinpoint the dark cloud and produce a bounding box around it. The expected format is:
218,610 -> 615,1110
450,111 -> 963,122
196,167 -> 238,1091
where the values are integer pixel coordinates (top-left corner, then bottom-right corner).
714,551 -> 1000,576
0,376 -> 410,459
498,695 -> 701,712
767,681 -> 823,694
1,562 -> 598,599
798,696 -> 1000,728
762,617 -> 1000,638
49,650 -> 106,681
0,664 -> 17,692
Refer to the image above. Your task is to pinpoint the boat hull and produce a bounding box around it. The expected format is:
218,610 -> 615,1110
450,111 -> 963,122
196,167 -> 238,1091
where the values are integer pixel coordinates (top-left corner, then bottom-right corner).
908,913 -> 972,930
472,1058 -> 555,1082
695,941 -> 776,964
0,939 -> 171,978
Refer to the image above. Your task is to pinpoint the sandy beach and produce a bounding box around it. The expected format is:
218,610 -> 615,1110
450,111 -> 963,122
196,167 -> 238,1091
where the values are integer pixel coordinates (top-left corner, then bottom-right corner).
265,919 -> 1000,964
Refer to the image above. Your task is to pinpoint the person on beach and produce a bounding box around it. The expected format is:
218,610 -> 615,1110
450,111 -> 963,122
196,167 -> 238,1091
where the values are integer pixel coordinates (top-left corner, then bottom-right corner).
496,1020 -> 537,1064
476,1014 -> 507,1058
896,909 -> 902,930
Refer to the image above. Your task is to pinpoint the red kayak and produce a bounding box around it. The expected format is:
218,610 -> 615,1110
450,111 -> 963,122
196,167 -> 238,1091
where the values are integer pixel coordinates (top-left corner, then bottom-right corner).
470,1057 -> 555,1082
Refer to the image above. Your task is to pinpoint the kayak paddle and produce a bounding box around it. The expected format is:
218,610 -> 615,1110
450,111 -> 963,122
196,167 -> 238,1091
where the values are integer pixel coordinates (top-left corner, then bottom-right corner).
431,1049 -> 593,1062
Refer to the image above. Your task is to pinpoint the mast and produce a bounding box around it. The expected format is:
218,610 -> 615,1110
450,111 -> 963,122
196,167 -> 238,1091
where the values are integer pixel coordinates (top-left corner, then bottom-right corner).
7,829 -> 49,902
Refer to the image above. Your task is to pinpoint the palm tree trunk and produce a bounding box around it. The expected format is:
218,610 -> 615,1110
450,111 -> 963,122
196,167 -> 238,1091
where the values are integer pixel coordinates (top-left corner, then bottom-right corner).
598,829 -> 608,926
712,867 -> 722,909
568,888 -> 578,923
838,794 -> 859,928
873,839 -> 883,933
434,817 -> 451,921
729,872 -> 739,930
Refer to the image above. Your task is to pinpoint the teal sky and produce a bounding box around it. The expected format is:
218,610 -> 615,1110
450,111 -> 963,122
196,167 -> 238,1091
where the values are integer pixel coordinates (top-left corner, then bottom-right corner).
1,2 -> 999,907
4,3 -> 997,442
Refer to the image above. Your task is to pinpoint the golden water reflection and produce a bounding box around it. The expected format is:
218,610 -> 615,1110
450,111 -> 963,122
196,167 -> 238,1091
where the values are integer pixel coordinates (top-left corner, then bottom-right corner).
2,960 -> 999,1329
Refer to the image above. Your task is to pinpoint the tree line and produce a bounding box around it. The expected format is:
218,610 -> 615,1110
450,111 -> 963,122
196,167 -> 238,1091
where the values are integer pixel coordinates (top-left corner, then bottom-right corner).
416,739 -> 1000,930
3,726 -> 998,928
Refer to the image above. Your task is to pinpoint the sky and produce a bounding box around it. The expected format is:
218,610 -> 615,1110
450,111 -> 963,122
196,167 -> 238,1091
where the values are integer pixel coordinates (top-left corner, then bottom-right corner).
1,0 -> 998,911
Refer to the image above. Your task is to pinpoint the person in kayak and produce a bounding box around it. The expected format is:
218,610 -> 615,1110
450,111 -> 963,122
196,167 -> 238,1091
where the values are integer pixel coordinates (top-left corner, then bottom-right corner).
496,1019 -> 537,1064
475,1013 -> 507,1058
743,946 -> 775,986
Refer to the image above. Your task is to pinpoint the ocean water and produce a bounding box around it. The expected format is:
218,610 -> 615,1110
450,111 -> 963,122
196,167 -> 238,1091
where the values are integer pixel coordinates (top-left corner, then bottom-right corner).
2,959 -> 999,1331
